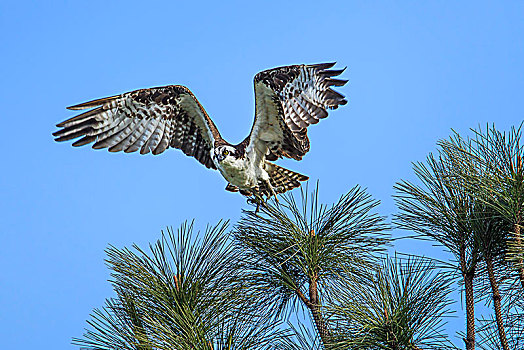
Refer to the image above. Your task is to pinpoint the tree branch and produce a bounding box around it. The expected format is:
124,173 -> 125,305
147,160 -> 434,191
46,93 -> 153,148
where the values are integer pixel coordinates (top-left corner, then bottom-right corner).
485,256 -> 510,350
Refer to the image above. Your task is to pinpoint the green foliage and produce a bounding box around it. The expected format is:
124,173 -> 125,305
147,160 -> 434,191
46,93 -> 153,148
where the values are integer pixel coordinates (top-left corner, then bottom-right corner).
396,124 -> 524,349
273,322 -> 323,350
477,300 -> 524,350
444,124 -> 524,274
327,255 -> 456,350
74,221 -> 288,350
394,149 -> 480,272
233,183 -> 390,319
439,124 -> 524,350
75,124 -> 524,349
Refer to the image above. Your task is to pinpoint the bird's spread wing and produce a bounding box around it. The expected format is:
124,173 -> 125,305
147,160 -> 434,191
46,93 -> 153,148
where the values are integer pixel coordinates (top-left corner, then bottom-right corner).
245,63 -> 347,162
53,85 -> 222,169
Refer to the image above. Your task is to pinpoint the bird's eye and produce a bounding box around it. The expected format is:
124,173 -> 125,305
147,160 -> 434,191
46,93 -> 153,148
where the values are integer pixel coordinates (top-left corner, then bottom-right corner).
223,150 -> 229,156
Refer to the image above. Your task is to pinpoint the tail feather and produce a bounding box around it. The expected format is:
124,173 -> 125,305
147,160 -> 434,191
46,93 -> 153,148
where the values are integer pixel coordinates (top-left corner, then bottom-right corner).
261,162 -> 308,196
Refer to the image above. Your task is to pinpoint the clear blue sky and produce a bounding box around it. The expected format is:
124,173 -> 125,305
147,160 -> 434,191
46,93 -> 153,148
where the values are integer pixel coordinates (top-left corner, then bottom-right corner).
1,1 -> 523,348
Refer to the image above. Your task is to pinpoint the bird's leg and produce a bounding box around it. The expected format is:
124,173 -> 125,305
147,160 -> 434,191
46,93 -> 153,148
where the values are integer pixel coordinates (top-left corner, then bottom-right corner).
265,179 -> 279,203
255,193 -> 267,214
247,192 -> 265,214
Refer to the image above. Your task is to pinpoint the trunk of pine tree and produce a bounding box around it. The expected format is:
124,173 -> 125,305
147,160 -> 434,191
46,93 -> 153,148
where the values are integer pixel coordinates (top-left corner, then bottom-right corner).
485,257 -> 510,350
464,271 -> 475,350
295,278 -> 330,346
461,246 -> 475,350
308,276 -> 330,345
514,222 -> 524,290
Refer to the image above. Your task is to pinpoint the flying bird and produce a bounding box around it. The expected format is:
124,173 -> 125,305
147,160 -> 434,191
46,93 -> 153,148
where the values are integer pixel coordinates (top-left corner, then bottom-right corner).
53,63 -> 347,200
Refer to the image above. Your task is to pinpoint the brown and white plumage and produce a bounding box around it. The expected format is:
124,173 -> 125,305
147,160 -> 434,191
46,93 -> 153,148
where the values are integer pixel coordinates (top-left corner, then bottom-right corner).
54,85 -> 221,169
53,63 -> 348,198
247,62 -> 347,162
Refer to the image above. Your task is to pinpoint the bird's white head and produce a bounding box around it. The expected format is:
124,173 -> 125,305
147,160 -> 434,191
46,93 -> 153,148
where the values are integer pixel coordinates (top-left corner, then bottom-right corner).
214,145 -> 237,163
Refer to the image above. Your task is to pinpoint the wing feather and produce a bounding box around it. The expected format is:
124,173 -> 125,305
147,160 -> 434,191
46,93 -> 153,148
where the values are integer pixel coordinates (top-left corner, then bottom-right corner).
54,85 -> 222,169
140,118 -> 164,154
246,63 -> 347,161
125,118 -> 155,153
107,117 -> 142,152
152,119 -> 172,155
92,116 -> 130,149
121,118 -> 150,152
284,100 -> 305,130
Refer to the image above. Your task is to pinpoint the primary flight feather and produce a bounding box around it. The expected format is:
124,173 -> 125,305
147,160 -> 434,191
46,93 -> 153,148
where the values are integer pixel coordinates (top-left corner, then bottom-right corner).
53,63 -> 348,198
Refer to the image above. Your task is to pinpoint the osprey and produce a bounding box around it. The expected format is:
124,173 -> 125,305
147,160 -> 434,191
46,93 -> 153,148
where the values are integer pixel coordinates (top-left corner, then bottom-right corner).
53,63 -> 347,199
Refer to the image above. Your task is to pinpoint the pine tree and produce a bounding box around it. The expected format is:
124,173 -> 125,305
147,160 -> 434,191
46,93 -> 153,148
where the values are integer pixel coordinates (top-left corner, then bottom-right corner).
232,184 -> 389,347
441,125 -> 524,349
394,148 -> 480,349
